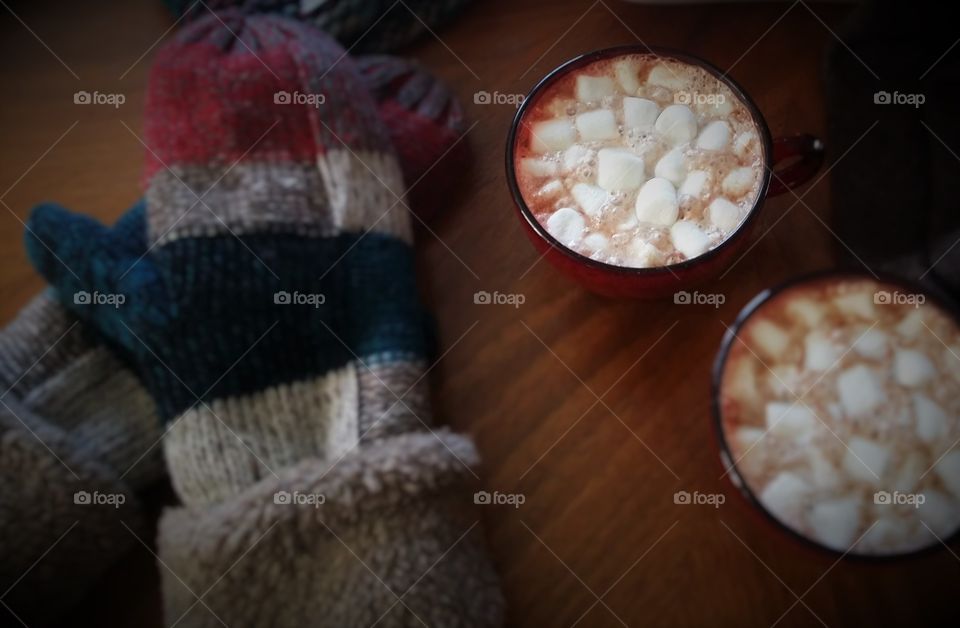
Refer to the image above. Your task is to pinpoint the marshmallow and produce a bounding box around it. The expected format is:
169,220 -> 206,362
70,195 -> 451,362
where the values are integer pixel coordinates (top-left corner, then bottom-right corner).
622,97 -> 659,131
727,359 -> 758,403
843,436 -> 890,484
583,232 -> 609,252
571,182 -> 609,218
785,297 -> 825,327
613,59 -> 642,95
697,89 -> 734,118
696,120 -> 731,150
760,472 -> 811,523
575,108 -> 619,141
854,328 -> 888,360
562,144 -> 590,173
669,220 -> 711,260
635,177 -> 679,226
722,166 -> 756,198
833,291 -> 876,319
733,131 -> 758,158
935,451 -> 960,501
520,157 -> 558,178
545,207 -> 585,245
707,197 -> 741,232
749,319 -> 790,360
575,75 -> 616,102
807,448 -> 841,490
803,331 -> 843,371
837,364 -> 887,417
679,170 -> 709,197
654,104 -> 697,145
597,148 -> 645,191
627,241 -> 664,268
531,119 -> 576,153
646,64 -> 685,91
735,427 -> 766,451
913,394 -> 948,444
765,402 -> 816,438
860,517 -> 913,554
895,309 -> 926,339
893,349 -> 936,387
807,496 -> 863,551
654,147 -> 686,186
916,490 -> 960,537
536,180 -> 564,199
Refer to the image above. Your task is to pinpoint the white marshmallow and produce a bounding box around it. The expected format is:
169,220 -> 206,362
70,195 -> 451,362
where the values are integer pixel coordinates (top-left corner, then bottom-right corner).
807,448 -> 841,490
597,148 -> 645,191
837,364 -> 887,417
696,120 -> 731,150
562,144 -> 590,173
520,157 -> 558,178
575,75 -> 616,102
654,147 -> 686,186
583,232 -> 609,252
545,207 -> 585,245
733,131 -> 758,158
765,402 -> 816,438
804,331 -> 843,371
735,427 -> 766,451
536,180 -> 564,199
833,291 -> 876,319
749,320 -> 790,359
613,59 -> 642,95
571,182 -> 609,218
622,97 -> 659,131
760,472 -> 811,523
575,108 -> 619,142
894,349 -> 936,387
669,220 -> 711,260
635,177 -> 679,226
646,64 -> 685,90
854,328 -> 888,360
916,490 -> 960,537
721,166 -> 756,198
843,436 -> 891,484
707,197 -> 741,232
935,451 -> 960,501
697,91 -> 734,118
531,119 -> 576,153
860,517 -> 913,553
913,394 -> 948,444
896,309 -> 926,339
679,170 -> 709,198
654,104 -> 697,145
627,241 -> 663,268
785,297 -> 825,327
807,496 -> 863,551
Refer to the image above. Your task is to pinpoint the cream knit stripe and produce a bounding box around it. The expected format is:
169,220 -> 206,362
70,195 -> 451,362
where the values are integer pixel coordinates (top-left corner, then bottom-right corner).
158,430 -> 503,628
357,357 -> 431,441
148,149 -> 411,246
163,363 -> 360,506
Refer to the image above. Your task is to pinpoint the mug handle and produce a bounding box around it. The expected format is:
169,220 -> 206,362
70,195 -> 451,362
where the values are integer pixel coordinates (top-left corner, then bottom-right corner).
767,134 -> 825,197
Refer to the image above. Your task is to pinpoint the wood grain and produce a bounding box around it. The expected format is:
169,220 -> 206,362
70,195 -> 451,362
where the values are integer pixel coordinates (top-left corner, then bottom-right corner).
1,1 -> 956,626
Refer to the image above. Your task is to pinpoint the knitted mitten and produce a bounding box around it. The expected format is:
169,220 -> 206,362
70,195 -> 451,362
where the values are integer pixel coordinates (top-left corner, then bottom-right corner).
0,217 -> 163,626
165,0 -> 473,53
25,12 -> 502,627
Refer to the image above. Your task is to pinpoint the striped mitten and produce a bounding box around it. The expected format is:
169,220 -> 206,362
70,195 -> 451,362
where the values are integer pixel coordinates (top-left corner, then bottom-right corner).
25,12 -> 502,628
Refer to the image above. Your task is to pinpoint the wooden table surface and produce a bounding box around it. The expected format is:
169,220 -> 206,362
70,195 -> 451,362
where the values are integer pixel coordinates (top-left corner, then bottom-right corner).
2,1 -> 958,627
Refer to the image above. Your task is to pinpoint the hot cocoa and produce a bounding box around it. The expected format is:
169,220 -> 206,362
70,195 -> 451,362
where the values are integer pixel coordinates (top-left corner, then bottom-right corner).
514,53 -> 765,268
